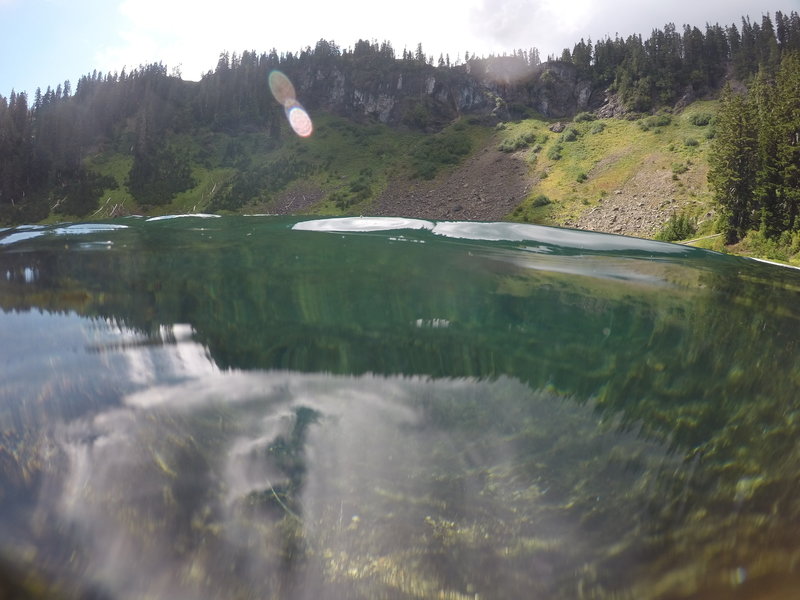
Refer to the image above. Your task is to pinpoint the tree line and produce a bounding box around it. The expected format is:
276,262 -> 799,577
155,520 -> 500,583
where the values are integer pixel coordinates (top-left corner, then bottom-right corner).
0,63 -> 198,222
709,51 -> 800,243
575,11 -> 800,110
0,11 -> 798,225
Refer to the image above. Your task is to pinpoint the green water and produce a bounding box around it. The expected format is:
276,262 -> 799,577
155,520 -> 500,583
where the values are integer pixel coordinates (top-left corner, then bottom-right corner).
1,215 -> 800,599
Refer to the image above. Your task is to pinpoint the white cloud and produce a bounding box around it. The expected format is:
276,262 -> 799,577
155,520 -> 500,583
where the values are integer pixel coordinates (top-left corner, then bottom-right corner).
468,0 -> 596,56
97,0 -> 337,79
96,0 -> 495,80
95,28 -> 160,73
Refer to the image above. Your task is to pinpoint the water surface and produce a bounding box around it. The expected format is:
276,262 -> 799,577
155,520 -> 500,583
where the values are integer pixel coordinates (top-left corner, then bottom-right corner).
1,215 -> 800,599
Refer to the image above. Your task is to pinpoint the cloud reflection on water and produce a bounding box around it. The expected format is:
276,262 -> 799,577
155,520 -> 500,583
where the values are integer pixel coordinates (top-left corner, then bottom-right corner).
39,328 -> 681,599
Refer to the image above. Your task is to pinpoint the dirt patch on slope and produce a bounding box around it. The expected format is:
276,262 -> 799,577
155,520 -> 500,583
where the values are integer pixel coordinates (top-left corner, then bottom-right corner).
566,156 -> 681,238
372,146 -> 534,221
270,181 -> 327,214
564,156 -> 710,238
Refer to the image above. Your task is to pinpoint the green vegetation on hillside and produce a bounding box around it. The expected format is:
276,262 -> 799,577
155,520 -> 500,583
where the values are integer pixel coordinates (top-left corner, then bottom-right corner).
654,213 -> 698,241
504,103 -> 716,230
408,121 -> 474,179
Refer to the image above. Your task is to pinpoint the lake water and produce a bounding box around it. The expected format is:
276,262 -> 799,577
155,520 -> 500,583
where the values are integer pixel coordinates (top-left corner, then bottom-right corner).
1,215 -> 800,599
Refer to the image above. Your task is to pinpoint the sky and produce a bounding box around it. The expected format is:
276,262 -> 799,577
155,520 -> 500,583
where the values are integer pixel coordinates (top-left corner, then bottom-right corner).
0,0 -> 793,97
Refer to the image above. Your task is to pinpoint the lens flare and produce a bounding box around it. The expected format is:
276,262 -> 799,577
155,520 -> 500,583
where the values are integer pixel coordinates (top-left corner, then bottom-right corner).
268,70 -> 313,138
287,104 -> 313,138
268,70 -> 296,107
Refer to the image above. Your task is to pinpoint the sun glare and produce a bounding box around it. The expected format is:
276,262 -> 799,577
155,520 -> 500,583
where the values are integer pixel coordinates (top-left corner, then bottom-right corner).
287,104 -> 313,138
268,70 -> 313,138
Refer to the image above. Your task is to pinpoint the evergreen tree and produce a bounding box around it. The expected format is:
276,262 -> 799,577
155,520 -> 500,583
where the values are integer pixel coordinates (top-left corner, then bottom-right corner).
726,23 -> 741,62
683,25 -> 706,88
776,11 -> 789,48
789,12 -> 800,51
750,70 -> 783,234
759,14 -> 781,72
774,52 -> 800,230
709,53 -> 800,241
571,38 -> 592,75
703,24 -> 729,87
414,43 -> 425,63
53,168 -> 117,216
735,17 -> 758,78
127,142 -> 194,206
708,84 -> 758,242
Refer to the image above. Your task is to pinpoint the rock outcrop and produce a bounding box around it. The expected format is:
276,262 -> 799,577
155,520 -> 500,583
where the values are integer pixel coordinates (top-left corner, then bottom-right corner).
290,58 -> 604,129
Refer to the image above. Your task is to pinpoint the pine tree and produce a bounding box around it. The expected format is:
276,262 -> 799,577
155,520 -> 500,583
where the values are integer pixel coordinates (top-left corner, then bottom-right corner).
571,38 -> 592,75
736,18 -> 758,77
750,70 -> 782,234
774,52 -> 800,231
789,12 -> 800,51
759,14 -> 781,72
776,11 -> 789,48
708,84 -> 758,242
414,43 -> 425,63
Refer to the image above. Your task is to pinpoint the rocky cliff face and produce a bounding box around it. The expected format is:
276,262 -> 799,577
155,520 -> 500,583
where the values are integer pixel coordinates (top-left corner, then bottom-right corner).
291,58 -> 602,129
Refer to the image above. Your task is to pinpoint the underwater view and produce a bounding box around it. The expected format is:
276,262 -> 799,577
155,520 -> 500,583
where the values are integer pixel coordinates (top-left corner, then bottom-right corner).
1,215 -> 800,599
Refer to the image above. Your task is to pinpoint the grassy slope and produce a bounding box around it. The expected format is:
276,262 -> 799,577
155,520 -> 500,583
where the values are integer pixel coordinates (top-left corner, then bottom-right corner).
288,114 -> 419,216
494,103 -> 800,265
499,101 -> 718,234
72,114 -> 439,219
